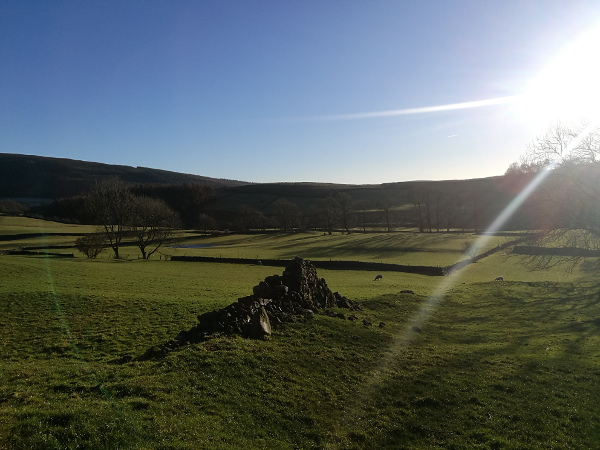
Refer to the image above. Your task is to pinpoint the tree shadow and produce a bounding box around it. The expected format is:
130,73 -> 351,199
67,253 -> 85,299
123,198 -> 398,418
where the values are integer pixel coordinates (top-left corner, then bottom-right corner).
334,281 -> 600,447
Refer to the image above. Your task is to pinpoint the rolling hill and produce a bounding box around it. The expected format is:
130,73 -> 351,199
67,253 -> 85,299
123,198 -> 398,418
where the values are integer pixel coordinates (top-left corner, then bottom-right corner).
1,153 -> 537,231
0,153 -> 248,204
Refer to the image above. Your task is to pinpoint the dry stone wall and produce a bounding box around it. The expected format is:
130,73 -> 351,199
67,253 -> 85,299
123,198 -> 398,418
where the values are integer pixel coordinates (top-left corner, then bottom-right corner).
136,257 -> 360,361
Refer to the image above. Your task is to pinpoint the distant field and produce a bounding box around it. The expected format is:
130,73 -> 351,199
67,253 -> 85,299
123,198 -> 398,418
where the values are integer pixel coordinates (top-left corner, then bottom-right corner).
165,231 -> 514,267
1,216 -> 518,266
1,216 -> 598,448
0,216 -> 96,235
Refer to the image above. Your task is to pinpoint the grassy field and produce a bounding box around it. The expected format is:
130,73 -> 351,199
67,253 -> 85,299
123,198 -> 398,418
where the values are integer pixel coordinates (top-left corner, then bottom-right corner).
1,215 -> 516,265
163,232 -> 506,266
1,217 -> 599,448
163,231 -> 514,267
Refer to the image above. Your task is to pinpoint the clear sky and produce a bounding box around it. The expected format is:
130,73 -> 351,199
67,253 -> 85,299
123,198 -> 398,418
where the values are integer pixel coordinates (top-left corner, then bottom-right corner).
2,0 -> 600,184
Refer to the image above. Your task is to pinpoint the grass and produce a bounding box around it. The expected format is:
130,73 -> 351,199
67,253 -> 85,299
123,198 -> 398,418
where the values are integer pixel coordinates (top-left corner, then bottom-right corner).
1,217 -> 513,265
1,217 -> 599,448
165,231 -> 511,267
0,216 -> 97,235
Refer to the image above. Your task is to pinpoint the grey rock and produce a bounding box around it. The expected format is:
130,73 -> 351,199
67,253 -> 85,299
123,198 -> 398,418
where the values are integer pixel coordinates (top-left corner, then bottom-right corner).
247,307 -> 271,339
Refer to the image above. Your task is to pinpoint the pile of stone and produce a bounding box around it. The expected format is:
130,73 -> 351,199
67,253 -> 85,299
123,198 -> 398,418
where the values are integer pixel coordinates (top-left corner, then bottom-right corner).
136,257 -> 360,361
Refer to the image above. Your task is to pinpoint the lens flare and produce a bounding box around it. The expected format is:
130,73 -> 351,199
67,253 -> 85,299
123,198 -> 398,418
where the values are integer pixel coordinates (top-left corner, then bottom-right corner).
517,25 -> 600,127
348,118 -> 600,413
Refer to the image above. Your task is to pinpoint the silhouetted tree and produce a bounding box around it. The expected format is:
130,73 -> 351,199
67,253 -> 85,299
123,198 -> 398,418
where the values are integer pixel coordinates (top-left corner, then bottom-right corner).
236,205 -> 267,232
507,121 -> 600,176
273,199 -> 301,232
197,213 -> 219,234
528,121 -> 600,167
0,200 -> 27,215
315,196 -> 339,235
441,192 -> 461,232
129,197 -> 180,259
335,192 -> 354,233
354,200 -> 371,231
75,233 -> 107,258
432,190 -> 443,232
86,179 -> 135,259
378,197 -> 395,232
512,121 -> 600,268
130,183 -> 213,228
467,190 -> 484,234
408,189 -> 426,232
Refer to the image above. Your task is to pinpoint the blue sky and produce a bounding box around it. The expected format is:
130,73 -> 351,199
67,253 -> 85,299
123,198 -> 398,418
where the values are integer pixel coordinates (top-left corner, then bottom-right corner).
2,1 -> 600,184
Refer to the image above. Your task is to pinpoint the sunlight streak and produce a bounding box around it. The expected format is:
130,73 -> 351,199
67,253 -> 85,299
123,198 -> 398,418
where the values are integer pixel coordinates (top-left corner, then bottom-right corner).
42,253 -> 113,398
350,118 -> 600,412
303,96 -> 519,121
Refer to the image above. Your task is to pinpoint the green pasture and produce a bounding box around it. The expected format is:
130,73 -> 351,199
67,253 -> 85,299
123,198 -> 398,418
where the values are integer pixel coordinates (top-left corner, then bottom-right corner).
0,217 -> 96,253
166,231 -> 511,267
2,215 -> 517,266
1,217 -> 599,448
0,216 -> 96,235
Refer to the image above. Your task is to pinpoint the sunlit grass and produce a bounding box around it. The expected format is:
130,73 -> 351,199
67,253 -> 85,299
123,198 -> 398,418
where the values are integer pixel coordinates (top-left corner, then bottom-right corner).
165,231 -> 509,266
2,255 -> 600,448
2,217 -> 600,447
1,217 -> 514,266
0,216 -> 96,234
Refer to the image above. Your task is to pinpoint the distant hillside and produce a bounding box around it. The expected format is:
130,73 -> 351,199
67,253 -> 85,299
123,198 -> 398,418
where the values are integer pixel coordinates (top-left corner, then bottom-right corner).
204,175 -> 536,231
205,177 -> 508,215
1,153 -> 537,232
0,153 -> 248,201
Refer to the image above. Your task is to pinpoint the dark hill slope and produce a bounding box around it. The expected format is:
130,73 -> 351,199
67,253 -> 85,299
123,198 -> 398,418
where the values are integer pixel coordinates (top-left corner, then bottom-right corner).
205,175 -> 536,230
0,153 -> 248,200
1,153 -> 538,231
207,177 -> 513,214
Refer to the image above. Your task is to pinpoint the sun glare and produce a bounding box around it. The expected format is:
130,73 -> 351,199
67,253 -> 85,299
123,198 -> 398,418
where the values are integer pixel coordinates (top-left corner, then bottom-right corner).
518,25 -> 600,127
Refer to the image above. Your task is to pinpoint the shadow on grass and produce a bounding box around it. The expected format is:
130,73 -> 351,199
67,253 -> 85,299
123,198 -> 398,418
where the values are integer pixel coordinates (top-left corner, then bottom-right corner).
5,279 -> 600,448
273,233 -> 466,262
339,281 -> 600,448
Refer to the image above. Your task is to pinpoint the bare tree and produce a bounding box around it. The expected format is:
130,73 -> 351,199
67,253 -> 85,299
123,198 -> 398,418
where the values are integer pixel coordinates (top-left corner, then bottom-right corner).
315,196 -> 339,235
423,189 -> 433,232
86,179 -> 135,259
519,121 -> 600,169
378,197 -> 395,232
441,192 -> 461,232
335,192 -> 354,233
526,121 -> 572,167
236,205 -> 267,232
354,200 -> 372,232
74,233 -> 107,258
504,156 -> 546,176
432,190 -> 443,232
462,188 -> 492,234
408,189 -> 426,232
513,122 -> 600,268
129,197 -> 180,259
197,213 -> 219,234
273,199 -> 301,232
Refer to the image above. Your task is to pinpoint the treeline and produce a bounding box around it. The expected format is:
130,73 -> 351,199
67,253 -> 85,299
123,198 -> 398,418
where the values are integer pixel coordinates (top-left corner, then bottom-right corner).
24,178 -> 533,235
220,185 -> 528,234
0,199 -> 27,215
29,182 -> 214,228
